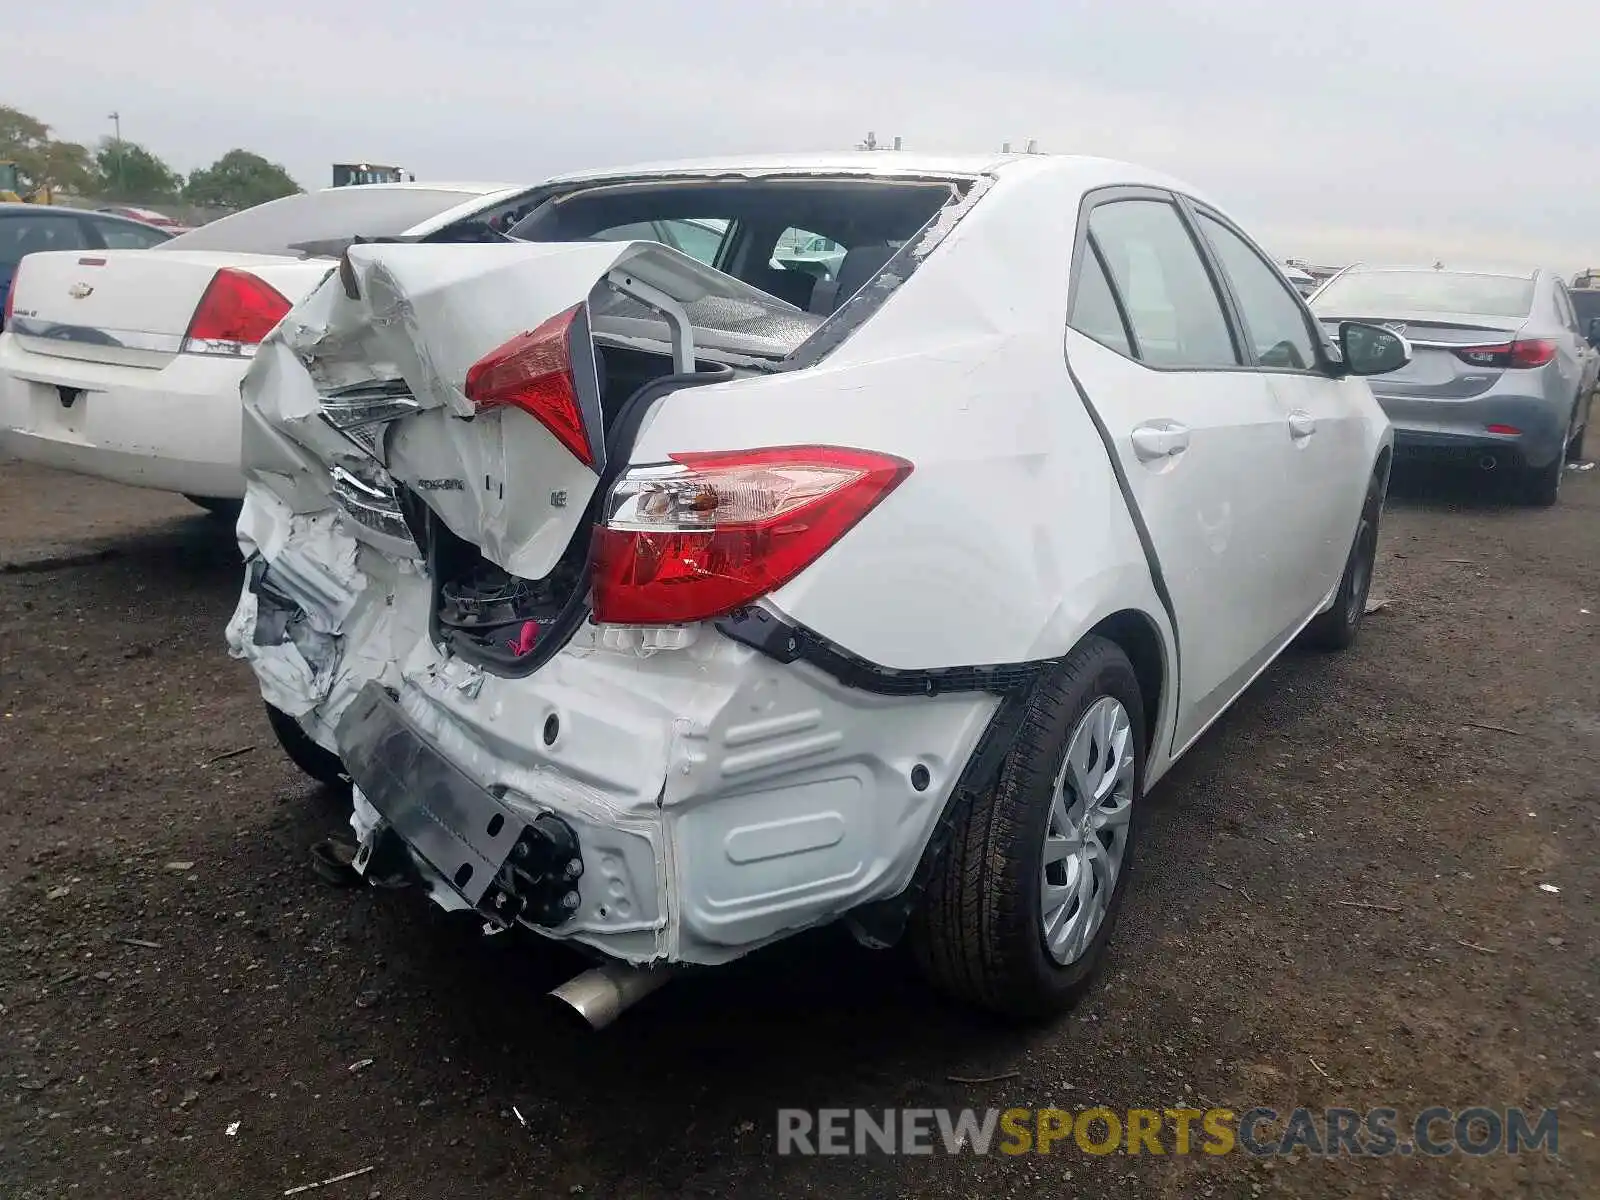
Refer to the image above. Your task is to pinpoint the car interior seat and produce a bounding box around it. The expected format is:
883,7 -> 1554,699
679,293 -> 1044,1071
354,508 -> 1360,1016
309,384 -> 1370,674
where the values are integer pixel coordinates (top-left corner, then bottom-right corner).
810,243 -> 899,314
751,265 -> 817,310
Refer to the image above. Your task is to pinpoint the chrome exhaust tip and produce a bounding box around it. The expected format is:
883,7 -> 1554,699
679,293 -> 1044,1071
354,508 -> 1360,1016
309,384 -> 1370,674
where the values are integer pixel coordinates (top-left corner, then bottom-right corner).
1479,455 -> 1498,471
548,962 -> 671,1031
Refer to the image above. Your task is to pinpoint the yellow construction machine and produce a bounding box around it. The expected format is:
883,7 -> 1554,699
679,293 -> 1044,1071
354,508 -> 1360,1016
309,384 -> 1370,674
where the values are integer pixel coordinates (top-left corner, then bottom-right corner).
0,161 -> 57,204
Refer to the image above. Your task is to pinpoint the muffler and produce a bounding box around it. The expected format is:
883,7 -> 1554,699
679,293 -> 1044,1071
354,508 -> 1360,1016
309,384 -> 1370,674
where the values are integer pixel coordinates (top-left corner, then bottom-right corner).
548,962 -> 671,1030
1479,454 -> 1498,471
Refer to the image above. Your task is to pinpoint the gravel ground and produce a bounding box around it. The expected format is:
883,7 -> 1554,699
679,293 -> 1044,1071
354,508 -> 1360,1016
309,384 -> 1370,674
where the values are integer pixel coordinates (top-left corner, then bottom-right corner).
1,457 -> 1596,1199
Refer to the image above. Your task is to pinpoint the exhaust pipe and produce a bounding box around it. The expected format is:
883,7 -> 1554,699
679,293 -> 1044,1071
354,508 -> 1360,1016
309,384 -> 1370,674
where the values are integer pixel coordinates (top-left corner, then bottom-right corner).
1479,455 -> 1497,471
548,962 -> 671,1030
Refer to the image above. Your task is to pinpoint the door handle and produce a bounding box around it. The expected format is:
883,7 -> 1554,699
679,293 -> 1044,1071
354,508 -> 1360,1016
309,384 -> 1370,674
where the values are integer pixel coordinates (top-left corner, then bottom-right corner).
1288,411 -> 1316,439
1130,421 -> 1191,462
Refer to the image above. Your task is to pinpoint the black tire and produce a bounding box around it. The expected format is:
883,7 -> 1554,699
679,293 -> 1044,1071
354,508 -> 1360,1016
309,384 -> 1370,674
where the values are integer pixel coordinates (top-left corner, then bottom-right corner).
186,495 -> 243,522
912,636 -> 1146,1021
1302,474 -> 1382,651
264,702 -> 349,788
1523,453 -> 1563,508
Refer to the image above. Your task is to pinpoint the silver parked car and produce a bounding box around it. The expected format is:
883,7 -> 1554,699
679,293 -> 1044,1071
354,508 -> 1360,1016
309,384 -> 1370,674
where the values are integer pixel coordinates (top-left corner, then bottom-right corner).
1310,265 -> 1598,505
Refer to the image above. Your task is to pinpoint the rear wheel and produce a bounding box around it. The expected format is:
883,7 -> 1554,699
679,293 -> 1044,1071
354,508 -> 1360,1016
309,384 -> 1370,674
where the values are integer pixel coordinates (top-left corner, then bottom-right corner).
186,495 -> 242,522
912,636 -> 1144,1021
1566,416 -> 1587,463
265,703 -> 349,788
1523,452 -> 1564,508
1302,474 -> 1382,651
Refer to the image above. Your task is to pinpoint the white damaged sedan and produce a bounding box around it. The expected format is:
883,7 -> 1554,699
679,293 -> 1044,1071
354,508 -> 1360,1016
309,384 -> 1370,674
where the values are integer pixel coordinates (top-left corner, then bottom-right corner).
227,153 -> 1404,1026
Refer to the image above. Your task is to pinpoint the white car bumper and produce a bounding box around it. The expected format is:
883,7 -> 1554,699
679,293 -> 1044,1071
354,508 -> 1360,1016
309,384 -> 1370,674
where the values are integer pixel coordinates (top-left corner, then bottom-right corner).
225,487 -> 998,967
0,334 -> 246,499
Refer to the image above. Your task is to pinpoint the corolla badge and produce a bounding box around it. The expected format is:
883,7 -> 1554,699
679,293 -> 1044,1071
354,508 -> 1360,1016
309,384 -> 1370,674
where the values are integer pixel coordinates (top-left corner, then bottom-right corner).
67,282 -> 94,299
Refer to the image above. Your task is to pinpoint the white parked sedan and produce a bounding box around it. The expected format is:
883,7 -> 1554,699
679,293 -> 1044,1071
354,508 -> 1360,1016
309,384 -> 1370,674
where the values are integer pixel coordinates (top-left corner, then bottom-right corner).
0,182 -> 549,516
226,152 -> 1405,1026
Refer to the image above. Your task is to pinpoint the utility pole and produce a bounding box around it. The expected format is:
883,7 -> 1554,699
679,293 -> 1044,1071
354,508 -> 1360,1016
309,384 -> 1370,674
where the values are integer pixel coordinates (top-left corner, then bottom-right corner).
107,111 -> 123,196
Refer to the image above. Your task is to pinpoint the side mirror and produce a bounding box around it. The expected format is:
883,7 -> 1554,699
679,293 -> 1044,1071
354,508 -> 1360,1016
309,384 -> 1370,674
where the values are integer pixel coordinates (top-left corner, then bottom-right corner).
1586,316 -> 1600,347
1338,321 -> 1411,377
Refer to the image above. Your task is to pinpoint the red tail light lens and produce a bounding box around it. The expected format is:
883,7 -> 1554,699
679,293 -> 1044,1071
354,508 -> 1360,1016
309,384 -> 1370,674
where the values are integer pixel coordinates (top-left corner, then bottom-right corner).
592,445 -> 912,625
181,268 -> 291,355
464,304 -> 593,466
1508,338 -> 1558,368
1452,338 -> 1557,369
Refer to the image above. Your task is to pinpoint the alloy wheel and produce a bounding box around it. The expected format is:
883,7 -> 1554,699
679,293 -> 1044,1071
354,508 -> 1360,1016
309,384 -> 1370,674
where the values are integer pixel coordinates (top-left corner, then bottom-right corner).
1040,696 -> 1136,966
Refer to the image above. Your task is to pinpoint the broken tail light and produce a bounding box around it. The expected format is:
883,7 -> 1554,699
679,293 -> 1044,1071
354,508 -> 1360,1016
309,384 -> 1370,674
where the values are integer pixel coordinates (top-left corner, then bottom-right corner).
464,304 -> 595,467
1452,338 -> 1557,369
591,445 -> 912,626
181,268 -> 292,356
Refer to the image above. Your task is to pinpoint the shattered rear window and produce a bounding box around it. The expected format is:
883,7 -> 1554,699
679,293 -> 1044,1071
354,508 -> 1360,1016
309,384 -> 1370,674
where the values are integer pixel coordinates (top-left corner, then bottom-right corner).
508,176 -> 964,358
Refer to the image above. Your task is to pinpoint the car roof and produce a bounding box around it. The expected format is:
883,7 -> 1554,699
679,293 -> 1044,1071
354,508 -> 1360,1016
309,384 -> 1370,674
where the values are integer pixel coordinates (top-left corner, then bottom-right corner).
0,201 -> 158,221
538,151 -> 1175,186
310,181 -> 520,196
543,152 -> 1019,182
534,153 -> 1238,222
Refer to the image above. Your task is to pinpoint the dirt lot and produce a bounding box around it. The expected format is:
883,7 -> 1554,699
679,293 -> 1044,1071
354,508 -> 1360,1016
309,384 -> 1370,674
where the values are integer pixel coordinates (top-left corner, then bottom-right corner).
1,457 -> 1596,1199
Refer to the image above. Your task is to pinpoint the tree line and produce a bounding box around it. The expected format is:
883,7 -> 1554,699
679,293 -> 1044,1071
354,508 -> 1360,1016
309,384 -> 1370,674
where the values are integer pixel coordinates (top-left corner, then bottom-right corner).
1,103 -> 303,210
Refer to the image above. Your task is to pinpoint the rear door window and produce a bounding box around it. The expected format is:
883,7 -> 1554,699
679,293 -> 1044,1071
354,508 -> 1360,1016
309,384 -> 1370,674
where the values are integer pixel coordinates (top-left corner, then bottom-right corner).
1069,241 -> 1135,357
1088,199 -> 1239,368
588,218 -> 730,266
1553,284 -> 1580,334
89,216 -> 172,250
1570,289 -> 1600,331
664,219 -> 729,264
0,213 -> 89,267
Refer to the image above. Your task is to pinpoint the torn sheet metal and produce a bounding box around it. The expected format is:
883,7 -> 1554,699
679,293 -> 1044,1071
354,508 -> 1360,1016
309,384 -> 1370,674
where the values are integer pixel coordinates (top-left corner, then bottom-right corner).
225,584 -> 335,719
226,487 -> 375,721
244,238 -> 760,580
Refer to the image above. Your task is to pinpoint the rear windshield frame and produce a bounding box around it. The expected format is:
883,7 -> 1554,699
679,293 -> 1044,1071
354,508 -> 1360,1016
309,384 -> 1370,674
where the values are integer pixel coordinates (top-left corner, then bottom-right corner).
1311,269 -> 1536,319
504,172 -> 985,369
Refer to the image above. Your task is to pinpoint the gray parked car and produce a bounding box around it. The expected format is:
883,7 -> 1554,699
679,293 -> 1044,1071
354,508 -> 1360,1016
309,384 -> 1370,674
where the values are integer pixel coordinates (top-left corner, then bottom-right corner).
1310,265 -> 1598,505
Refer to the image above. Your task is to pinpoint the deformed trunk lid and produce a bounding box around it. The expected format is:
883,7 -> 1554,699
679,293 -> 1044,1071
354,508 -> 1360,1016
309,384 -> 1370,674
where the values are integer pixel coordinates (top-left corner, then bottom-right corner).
245,239 -> 789,580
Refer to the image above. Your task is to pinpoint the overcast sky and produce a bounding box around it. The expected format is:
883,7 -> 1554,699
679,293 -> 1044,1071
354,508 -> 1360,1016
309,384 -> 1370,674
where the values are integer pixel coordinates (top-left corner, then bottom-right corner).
9,0 -> 1597,269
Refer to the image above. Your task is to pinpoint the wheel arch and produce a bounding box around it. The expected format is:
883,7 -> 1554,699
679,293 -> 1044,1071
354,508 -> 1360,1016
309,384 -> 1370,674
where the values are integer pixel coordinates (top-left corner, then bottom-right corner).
1086,608 -> 1166,755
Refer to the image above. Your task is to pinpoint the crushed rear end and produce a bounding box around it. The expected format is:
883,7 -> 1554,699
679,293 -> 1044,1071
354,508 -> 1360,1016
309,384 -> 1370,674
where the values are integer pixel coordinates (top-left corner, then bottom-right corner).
225,233 -> 997,979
